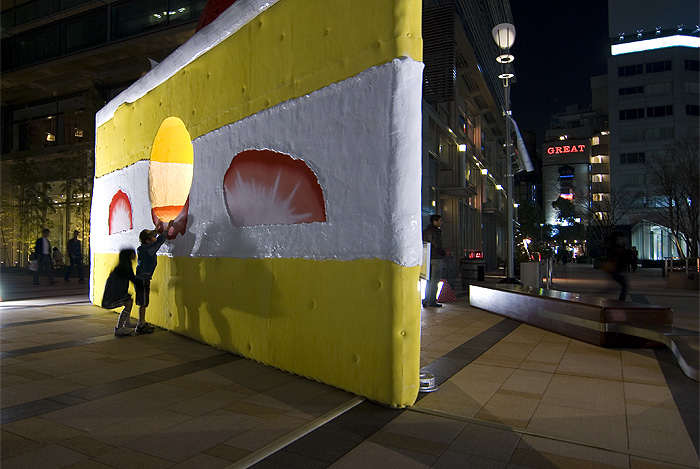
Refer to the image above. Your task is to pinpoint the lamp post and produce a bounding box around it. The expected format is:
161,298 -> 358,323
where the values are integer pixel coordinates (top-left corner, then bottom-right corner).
492,22 -> 517,283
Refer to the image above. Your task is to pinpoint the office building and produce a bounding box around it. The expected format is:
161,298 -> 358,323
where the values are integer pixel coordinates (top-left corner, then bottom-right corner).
422,0 -> 516,275
1,0 -> 206,265
608,0 -> 699,260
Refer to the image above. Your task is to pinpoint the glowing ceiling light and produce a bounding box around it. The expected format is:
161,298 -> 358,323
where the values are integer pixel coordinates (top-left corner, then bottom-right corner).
481,168 -> 488,175
458,144 -> 467,152
495,184 -> 503,191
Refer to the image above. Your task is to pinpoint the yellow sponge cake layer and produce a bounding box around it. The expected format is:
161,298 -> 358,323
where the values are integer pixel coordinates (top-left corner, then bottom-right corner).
93,253 -> 422,407
95,0 -> 422,177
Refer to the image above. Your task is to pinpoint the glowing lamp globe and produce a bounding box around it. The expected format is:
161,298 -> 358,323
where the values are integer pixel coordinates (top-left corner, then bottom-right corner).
492,23 -> 516,49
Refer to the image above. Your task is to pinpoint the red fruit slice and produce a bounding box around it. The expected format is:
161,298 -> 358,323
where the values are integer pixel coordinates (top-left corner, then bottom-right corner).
151,197 -> 189,239
223,149 -> 326,226
109,190 -> 133,234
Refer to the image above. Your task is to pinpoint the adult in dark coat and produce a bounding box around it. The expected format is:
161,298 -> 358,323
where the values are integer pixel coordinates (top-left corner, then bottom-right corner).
64,230 -> 85,283
422,214 -> 446,307
33,228 -> 56,285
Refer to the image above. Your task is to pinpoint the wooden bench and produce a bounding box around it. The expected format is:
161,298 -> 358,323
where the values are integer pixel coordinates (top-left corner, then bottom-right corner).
469,284 -> 699,382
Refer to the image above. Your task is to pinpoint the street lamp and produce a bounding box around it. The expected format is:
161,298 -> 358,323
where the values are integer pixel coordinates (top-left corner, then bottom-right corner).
492,23 -> 518,283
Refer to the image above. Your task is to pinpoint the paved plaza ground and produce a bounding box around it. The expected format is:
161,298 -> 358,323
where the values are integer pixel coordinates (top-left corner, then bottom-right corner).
1,263 -> 698,468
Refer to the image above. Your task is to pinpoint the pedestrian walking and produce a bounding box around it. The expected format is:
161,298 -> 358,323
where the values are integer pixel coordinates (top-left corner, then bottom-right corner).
33,229 -> 56,285
606,232 -> 628,301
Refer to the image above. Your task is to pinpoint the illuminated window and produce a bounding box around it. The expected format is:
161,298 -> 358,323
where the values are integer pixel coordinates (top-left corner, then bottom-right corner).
591,136 -> 600,145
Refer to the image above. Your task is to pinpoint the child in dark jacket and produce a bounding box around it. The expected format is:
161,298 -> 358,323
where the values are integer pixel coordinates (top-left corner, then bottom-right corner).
134,220 -> 173,334
102,249 -> 141,336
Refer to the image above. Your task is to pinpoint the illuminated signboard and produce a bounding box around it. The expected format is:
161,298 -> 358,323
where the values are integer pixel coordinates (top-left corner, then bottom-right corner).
546,143 -> 588,155
468,250 -> 483,259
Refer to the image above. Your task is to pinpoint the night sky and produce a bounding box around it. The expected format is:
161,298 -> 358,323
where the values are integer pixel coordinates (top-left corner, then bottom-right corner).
509,0 -> 609,148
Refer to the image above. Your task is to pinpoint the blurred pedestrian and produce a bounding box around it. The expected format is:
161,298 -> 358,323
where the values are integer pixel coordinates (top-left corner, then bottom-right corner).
33,228 -> 56,285
606,232 -> 628,301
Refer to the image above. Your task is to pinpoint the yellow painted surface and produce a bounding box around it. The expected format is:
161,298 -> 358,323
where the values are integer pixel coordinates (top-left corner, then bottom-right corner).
93,253 -> 421,407
95,0 -> 422,177
150,117 -> 194,164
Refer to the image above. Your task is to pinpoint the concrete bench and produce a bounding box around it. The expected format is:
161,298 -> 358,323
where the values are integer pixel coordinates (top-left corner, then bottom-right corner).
469,284 -> 698,381
469,284 -> 672,347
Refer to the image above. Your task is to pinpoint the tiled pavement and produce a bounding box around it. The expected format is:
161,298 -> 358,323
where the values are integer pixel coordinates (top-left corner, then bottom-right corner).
1,264 -> 698,468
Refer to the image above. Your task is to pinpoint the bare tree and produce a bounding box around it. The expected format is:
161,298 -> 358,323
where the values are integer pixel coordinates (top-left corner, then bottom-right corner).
647,136 -> 700,258
582,192 -> 638,239
571,191 -> 638,258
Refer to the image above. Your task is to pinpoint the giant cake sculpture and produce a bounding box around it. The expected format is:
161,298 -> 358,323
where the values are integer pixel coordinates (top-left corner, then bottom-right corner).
91,0 -> 424,407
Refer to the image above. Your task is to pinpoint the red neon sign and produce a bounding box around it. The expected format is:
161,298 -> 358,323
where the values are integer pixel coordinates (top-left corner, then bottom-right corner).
546,144 -> 587,155
468,250 -> 484,259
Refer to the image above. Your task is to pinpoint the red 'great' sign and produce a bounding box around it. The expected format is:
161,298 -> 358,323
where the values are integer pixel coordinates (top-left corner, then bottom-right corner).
546,144 -> 587,155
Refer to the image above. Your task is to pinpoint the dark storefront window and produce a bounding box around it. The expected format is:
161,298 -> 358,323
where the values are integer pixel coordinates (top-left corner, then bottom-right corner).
111,0 -> 169,40
63,110 -> 95,144
18,117 -> 58,151
60,0 -> 93,9
60,8 -> 108,54
2,0 -> 205,70
15,0 -> 59,26
169,0 -> 206,25
14,25 -> 59,67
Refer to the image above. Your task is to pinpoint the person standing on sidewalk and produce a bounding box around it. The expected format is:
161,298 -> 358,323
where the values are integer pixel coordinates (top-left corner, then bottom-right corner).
33,228 -> 56,285
64,230 -> 85,283
422,214 -> 446,307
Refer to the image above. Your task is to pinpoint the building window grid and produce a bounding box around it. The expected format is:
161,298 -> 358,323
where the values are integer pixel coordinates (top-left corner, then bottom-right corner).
619,85 -> 643,96
646,105 -> 673,118
620,152 -> 646,164
619,108 -> 645,120
684,59 -> 699,71
617,60 -> 673,78
3,0 -> 205,70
